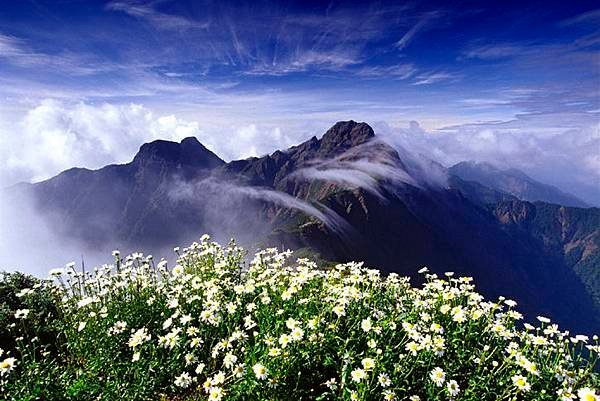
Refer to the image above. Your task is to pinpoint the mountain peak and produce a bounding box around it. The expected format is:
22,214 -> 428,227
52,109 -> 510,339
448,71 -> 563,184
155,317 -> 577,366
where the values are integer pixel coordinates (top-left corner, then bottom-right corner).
132,137 -> 224,169
321,120 -> 374,145
318,120 -> 375,157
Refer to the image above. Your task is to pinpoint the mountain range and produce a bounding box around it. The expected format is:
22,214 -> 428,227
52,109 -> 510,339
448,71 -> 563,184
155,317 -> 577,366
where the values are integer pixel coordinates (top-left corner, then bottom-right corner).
6,121 -> 600,333
449,161 -> 589,208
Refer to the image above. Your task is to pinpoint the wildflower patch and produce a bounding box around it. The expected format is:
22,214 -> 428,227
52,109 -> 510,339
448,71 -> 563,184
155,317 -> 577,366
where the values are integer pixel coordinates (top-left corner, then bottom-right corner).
1,236 -> 598,400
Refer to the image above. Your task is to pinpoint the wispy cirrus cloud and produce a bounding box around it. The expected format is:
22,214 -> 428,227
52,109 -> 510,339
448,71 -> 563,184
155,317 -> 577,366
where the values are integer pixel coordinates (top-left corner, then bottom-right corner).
462,44 -> 527,60
412,71 -> 459,85
101,1 -> 446,78
396,10 -> 444,50
0,33 -> 22,56
354,64 -> 417,80
462,6 -> 600,65
225,4 -> 415,74
0,0 -> 456,95
558,8 -> 600,27
244,49 -> 362,76
459,98 -> 512,107
0,33 -> 114,75
462,31 -> 600,64
106,1 -> 209,31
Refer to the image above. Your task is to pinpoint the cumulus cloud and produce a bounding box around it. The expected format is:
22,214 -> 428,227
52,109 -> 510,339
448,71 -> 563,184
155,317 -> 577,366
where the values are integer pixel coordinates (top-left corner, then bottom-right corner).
0,99 -> 201,186
198,124 -> 299,162
0,100 -> 312,188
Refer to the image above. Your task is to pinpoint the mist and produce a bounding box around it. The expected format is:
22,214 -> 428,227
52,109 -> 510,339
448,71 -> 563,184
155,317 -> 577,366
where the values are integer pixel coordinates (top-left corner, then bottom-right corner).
1,115 -> 595,279
169,176 -> 354,239
290,138 -> 448,200
373,121 -> 600,206
0,186 -> 106,277
0,131 -> 451,278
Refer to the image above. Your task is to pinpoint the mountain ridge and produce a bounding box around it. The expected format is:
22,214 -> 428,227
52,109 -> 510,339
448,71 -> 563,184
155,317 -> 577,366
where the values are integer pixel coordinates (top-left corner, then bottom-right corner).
5,121 -> 600,333
132,136 -> 225,169
450,160 -> 589,208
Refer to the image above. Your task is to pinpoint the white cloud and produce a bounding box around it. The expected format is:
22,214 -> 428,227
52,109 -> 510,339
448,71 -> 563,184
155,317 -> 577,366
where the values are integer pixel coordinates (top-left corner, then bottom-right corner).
0,190 -> 96,275
374,120 -> 600,205
0,100 -> 312,187
0,33 -> 24,57
559,9 -> 600,27
1,97 -> 598,207
190,121 -> 310,163
0,33 -> 116,76
244,48 -> 363,76
412,71 -> 458,85
462,44 -> 526,60
354,64 -> 417,80
106,1 -> 209,31
214,124 -> 292,160
396,11 -> 443,50
0,100 -> 202,186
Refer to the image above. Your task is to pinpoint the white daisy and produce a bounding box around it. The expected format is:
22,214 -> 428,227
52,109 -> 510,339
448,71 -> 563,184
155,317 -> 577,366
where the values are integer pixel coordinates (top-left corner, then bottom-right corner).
430,367 -> 445,387
253,363 -> 268,380
512,375 -> 530,392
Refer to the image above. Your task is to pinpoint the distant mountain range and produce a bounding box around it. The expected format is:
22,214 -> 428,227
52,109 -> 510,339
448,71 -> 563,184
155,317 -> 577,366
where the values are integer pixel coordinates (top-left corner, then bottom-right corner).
6,121 -> 600,333
449,161 -> 589,208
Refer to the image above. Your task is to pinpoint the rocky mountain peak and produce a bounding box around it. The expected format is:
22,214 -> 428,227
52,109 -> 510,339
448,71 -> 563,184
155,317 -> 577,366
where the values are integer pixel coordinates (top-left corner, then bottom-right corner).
318,121 -> 375,157
216,121 -> 380,188
132,137 -> 224,169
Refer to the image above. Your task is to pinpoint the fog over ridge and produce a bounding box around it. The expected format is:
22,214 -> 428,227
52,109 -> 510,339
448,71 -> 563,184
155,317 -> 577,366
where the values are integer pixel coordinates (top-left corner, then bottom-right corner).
0,116 -> 597,277
2,99 -> 596,205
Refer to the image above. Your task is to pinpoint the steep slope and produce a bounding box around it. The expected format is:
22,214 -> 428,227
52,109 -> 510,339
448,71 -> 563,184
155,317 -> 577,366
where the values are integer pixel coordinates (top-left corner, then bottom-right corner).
491,201 -> 600,315
263,177 -> 599,333
449,161 -> 589,207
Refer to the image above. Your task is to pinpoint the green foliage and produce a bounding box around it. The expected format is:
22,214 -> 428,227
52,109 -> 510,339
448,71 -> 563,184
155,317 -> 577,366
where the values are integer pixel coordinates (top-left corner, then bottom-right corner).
1,237 -> 598,401
530,203 -> 600,317
0,271 -> 60,357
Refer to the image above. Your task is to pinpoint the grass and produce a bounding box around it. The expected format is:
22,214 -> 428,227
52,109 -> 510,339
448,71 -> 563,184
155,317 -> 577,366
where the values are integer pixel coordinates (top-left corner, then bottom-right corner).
1,235 -> 598,400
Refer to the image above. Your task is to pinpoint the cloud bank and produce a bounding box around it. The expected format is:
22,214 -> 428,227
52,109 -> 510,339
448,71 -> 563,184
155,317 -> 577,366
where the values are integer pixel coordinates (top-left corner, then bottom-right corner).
374,120 -> 600,205
0,100 -> 302,187
0,100 -> 200,186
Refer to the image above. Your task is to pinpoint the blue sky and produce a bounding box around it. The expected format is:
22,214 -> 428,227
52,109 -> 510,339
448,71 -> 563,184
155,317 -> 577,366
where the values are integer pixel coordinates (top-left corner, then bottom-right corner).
0,0 -> 598,203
